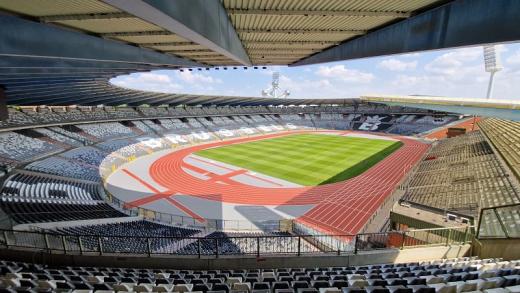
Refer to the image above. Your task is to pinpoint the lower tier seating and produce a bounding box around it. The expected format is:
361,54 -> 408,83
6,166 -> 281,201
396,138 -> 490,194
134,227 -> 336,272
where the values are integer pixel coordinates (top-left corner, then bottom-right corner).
1,173 -> 103,203
0,199 -> 125,224
54,220 -> 200,254
176,231 -> 317,255
0,258 -> 519,293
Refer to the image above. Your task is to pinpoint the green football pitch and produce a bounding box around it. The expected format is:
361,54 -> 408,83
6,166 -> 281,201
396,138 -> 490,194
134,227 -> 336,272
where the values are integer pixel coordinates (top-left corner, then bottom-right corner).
195,134 -> 402,186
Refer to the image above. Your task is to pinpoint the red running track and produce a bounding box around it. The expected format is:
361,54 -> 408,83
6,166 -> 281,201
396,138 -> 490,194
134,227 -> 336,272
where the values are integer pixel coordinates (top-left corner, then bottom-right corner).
146,131 -> 429,235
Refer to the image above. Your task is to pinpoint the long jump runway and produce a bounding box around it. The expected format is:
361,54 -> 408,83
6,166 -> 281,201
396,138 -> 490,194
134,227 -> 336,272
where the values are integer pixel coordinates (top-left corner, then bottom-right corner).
106,130 -> 429,235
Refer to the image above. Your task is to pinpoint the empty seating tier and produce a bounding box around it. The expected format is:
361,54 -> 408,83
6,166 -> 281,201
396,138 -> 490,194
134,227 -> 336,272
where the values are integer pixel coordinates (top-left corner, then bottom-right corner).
0,257 -> 519,293
402,131 -> 520,217
1,173 -> 103,203
55,220 -> 200,254
478,118 -> 520,181
0,200 -> 125,224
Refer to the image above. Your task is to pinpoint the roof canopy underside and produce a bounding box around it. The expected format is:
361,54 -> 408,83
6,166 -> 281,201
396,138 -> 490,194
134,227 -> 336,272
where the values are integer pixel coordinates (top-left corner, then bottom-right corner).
0,0 -> 467,67
0,0 -> 519,107
362,95 -> 520,121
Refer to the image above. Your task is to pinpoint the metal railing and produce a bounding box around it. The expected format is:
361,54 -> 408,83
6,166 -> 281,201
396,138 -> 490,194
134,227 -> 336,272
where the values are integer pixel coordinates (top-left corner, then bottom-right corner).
0,226 -> 473,258
108,194 -> 288,232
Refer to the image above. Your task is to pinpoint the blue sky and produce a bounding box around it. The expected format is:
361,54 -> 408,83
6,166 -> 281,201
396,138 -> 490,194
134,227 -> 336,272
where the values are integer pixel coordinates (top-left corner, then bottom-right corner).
111,42 -> 520,100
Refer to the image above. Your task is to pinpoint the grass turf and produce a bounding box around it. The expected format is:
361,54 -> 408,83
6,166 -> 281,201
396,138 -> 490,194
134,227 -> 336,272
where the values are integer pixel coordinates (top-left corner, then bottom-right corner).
195,134 -> 402,186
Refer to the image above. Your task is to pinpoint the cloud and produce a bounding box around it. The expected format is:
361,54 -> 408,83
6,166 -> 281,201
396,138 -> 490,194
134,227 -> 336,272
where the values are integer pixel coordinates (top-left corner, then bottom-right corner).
506,49 -> 520,66
378,58 -> 417,71
111,72 -> 183,93
316,65 -> 374,83
424,47 -> 482,75
400,52 -> 421,58
175,71 -> 221,84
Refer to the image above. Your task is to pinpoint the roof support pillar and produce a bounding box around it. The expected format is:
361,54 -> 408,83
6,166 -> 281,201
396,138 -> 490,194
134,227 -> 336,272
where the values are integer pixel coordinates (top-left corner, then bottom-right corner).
103,0 -> 251,66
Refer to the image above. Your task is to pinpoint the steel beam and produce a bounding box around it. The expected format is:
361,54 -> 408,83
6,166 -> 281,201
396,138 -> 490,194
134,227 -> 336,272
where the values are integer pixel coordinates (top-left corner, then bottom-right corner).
0,15 -> 201,67
237,29 -> 366,35
135,42 -> 197,47
101,30 -> 172,37
292,0 -> 520,66
104,0 -> 251,66
0,56 -> 166,74
227,9 -> 411,18
40,12 -> 133,22
246,41 -> 338,46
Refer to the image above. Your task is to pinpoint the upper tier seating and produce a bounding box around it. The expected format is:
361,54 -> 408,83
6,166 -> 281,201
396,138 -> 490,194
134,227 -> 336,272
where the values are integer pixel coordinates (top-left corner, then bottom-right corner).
0,109 -> 34,128
167,107 -> 189,117
142,120 -> 165,132
1,173 -> 103,203
158,119 -> 179,129
50,107 -> 87,122
55,220 -> 200,254
0,132 -> 62,162
33,128 -> 83,147
402,131 -> 520,216
186,118 -> 203,128
387,115 -> 456,136
0,257 -> 519,293
59,147 -> 107,167
96,138 -> 144,158
130,120 -> 154,134
138,107 -> 169,117
49,127 -> 95,145
76,123 -> 134,140
23,108 -> 64,124
106,107 -> 142,120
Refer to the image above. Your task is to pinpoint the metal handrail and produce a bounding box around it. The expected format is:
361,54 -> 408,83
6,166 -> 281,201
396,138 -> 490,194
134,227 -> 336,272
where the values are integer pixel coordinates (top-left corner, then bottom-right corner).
0,226 -> 473,258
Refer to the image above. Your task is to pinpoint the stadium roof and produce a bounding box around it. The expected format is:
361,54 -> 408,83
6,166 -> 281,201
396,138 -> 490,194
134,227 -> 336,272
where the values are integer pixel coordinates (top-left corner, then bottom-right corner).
1,0 -> 519,67
0,0 -> 519,107
362,95 -> 520,121
3,75 -> 359,106
0,0 -> 448,66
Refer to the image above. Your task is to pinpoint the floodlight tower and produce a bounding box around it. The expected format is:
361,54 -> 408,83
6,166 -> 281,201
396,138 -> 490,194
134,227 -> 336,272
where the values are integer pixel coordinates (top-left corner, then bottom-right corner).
483,45 -> 502,99
261,72 -> 290,99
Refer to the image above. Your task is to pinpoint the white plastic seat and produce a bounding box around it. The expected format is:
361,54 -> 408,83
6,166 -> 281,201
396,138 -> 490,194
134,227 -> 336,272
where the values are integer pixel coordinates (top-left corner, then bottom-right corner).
173,284 -> 193,293
448,281 -> 477,293
320,288 -> 342,293
506,285 -> 520,293
133,284 -> 153,292
233,282 -> 251,292
429,283 -> 457,293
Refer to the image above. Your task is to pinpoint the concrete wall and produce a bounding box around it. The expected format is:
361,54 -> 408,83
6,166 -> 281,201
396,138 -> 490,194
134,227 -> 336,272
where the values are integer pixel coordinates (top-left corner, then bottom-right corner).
0,244 -> 471,270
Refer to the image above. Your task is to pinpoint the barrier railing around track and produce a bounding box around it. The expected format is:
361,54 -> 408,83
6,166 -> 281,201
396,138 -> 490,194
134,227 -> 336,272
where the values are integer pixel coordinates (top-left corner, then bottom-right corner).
0,226 -> 472,258
109,192 -> 288,233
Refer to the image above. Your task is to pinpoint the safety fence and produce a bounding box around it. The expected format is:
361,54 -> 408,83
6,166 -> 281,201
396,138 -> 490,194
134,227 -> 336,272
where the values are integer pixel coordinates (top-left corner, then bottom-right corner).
109,195 -> 289,232
0,226 -> 473,258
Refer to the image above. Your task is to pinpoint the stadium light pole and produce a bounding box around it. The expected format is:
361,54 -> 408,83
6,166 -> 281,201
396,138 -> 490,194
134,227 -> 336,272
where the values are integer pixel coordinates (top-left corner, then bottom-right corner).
483,45 -> 502,99
261,72 -> 290,99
